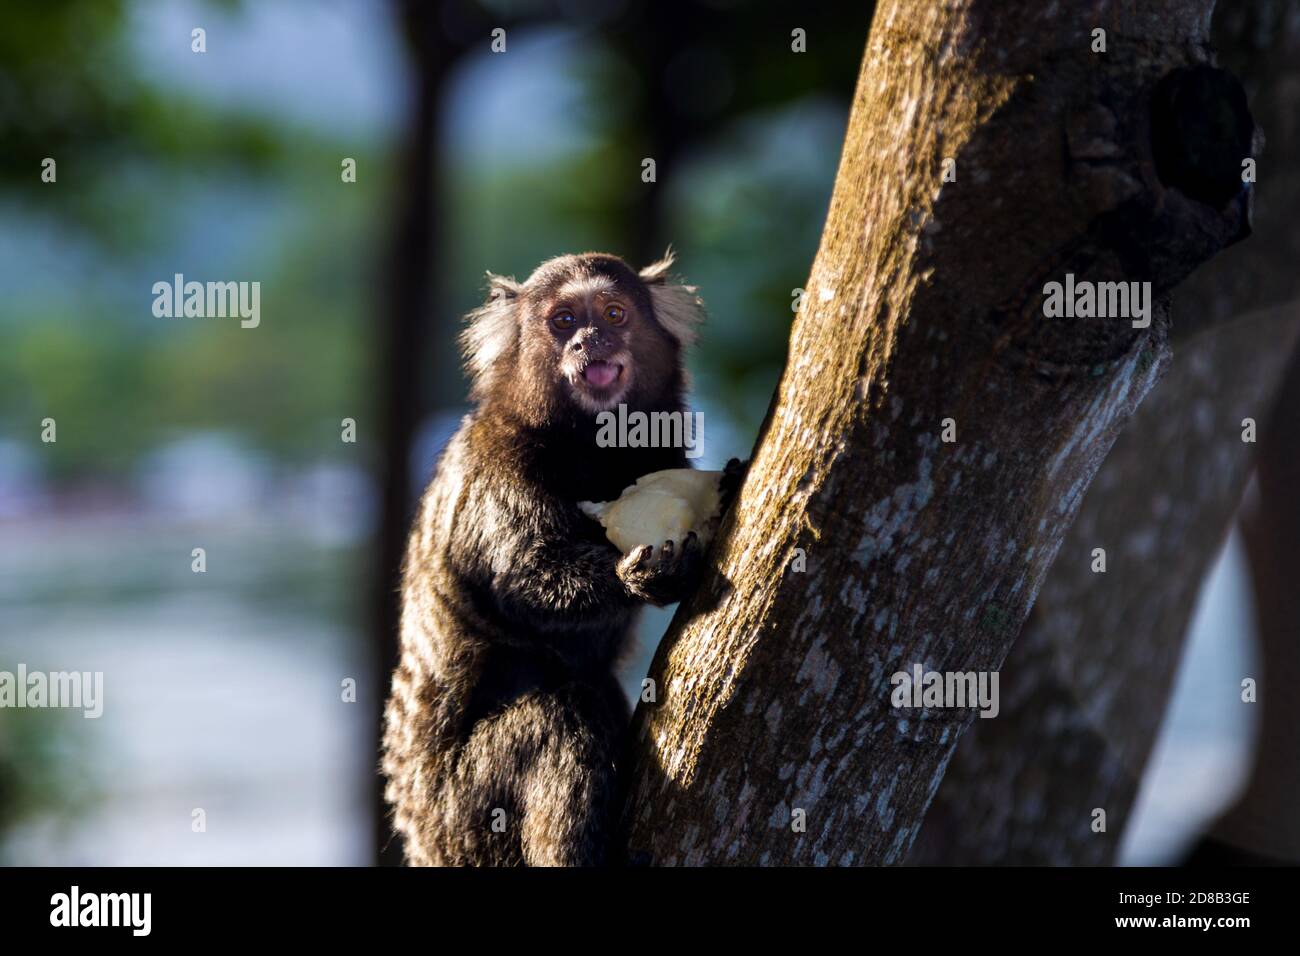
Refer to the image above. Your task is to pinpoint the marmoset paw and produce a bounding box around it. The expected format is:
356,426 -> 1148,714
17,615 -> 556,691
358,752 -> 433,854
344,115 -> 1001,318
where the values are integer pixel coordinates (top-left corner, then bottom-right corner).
718,457 -> 748,514
616,532 -> 703,606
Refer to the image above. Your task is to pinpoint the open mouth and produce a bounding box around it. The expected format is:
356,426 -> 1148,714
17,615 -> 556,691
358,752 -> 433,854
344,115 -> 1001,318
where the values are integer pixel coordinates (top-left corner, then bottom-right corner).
582,360 -> 624,389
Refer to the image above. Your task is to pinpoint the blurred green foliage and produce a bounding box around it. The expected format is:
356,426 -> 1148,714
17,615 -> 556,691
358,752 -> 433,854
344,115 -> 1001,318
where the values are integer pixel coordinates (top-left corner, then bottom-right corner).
1,0 -> 867,481
0,708 -> 99,864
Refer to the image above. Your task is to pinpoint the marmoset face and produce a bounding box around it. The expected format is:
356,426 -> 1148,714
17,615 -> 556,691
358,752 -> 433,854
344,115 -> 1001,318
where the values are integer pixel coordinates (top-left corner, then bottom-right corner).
520,254 -> 680,415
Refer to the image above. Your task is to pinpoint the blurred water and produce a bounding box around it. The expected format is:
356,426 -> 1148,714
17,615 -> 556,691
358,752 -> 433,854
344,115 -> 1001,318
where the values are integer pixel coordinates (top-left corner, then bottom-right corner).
0,516 -> 371,865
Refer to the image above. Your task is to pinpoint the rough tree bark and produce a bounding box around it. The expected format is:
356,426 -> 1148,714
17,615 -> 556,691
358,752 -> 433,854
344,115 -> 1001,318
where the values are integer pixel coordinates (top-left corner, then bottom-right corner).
910,305 -> 1299,865
620,0 -> 1255,865
912,0 -> 1300,865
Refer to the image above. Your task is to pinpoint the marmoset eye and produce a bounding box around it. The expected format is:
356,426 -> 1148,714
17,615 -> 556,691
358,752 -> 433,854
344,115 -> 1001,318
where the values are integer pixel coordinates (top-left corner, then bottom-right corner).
604,304 -> 627,326
550,311 -> 576,331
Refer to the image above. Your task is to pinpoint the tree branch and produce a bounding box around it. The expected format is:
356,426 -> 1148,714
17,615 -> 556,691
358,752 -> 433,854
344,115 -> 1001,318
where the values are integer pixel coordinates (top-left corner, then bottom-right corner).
912,0 -> 1300,865
621,0 -> 1254,865
911,303 -> 1300,864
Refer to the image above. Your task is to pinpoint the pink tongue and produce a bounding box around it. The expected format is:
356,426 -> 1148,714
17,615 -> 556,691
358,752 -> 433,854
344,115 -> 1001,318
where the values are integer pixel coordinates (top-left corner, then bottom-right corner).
584,362 -> 619,387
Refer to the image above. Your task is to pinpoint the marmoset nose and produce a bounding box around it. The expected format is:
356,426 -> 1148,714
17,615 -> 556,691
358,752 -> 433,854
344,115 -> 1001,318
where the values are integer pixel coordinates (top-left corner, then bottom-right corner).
570,327 -> 611,355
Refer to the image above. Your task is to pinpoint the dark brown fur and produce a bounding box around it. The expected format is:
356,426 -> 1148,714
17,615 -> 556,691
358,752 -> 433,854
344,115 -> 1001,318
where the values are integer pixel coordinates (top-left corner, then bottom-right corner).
382,252 -> 709,865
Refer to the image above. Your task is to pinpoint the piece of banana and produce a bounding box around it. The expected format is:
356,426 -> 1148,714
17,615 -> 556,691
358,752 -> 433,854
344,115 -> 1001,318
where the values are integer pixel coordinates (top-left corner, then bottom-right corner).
579,468 -> 723,553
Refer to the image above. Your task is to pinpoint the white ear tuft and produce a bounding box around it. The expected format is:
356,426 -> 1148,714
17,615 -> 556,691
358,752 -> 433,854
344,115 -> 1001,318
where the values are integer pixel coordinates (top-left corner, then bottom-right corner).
639,248 -> 704,346
638,247 -> 677,285
460,272 -> 522,395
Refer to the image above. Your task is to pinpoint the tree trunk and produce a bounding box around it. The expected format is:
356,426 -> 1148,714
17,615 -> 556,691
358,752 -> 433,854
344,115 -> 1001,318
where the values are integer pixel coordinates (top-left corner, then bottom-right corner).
623,0 -> 695,266
372,0 -> 447,866
909,305 -> 1300,865
620,0 -> 1254,865
911,0 -> 1300,865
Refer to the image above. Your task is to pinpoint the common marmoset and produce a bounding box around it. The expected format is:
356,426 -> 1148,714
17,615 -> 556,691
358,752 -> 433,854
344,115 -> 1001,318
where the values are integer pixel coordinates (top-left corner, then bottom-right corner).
383,251 -> 735,866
